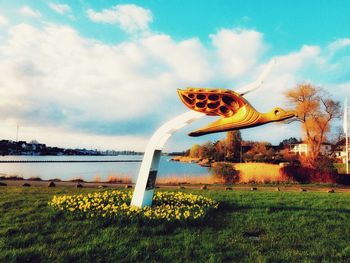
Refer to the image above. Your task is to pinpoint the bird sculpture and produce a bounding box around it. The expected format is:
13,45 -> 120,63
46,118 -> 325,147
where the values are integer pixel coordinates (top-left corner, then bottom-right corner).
177,87 -> 296,137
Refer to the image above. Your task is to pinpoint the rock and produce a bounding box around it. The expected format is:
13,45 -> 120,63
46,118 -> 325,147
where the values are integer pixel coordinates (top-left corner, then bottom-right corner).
225,187 -> 232,191
251,187 -> 257,191
276,187 -> 280,191
125,184 -> 132,189
47,181 -> 56,187
98,185 -> 107,188
328,189 -> 335,193
22,183 -> 31,187
179,186 -> 185,189
201,185 -> 208,190
299,188 -> 306,192
0,182 -> 7,186
76,183 -> 83,188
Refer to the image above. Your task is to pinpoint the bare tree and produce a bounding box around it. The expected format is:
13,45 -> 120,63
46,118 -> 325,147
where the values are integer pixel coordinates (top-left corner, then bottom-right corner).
286,83 -> 341,168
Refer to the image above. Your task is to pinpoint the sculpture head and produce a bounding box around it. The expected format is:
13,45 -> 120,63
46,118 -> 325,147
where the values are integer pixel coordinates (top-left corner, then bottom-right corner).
266,107 -> 296,122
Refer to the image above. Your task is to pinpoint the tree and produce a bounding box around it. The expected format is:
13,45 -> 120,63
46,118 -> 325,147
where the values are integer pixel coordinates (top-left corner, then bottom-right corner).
244,142 -> 273,162
279,137 -> 299,148
286,83 -> 341,168
212,140 -> 225,161
225,131 -> 242,162
200,141 -> 215,159
189,144 -> 201,158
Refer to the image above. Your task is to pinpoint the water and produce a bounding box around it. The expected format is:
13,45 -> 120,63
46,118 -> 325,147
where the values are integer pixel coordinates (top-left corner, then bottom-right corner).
0,155 -> 210,182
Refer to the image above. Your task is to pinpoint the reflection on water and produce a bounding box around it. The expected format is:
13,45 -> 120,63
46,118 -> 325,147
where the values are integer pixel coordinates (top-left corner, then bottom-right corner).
0,155 -> 210,182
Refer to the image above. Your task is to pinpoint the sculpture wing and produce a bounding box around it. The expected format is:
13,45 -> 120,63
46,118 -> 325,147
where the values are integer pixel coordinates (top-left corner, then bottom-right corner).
177,88 -> 247,117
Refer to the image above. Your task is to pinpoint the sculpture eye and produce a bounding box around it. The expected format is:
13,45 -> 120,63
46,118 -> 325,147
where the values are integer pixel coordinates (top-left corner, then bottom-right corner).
274,109 -> 280,116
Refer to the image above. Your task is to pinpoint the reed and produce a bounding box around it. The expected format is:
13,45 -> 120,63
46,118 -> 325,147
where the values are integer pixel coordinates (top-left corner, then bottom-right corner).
106,175 -> 132,184
234,163 -> 285,183
156,175 -> 223,185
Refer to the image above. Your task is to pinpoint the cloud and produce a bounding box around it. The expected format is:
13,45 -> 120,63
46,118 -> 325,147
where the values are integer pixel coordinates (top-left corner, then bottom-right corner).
87,4 -> 152,34
0,23 -> 214,151
328,38 -> 350,52
0,14 -> 8,26
0,18 -> 349,150
19,6 -> 42,18
49,3 -> 71,15
210,29 -> 266,79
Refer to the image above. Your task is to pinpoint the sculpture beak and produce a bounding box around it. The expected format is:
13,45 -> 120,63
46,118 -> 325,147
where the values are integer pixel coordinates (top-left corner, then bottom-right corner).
280,110 -> 297,121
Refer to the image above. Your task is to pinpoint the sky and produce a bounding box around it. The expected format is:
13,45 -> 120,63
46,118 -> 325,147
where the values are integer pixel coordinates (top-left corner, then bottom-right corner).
0,0 -> 349,152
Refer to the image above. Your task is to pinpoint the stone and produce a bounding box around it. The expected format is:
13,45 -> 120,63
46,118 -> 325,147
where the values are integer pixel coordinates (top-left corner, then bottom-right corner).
22,183 -> 31,187
98,185 -> 107,188
48,181 -> 56,187
225,187 -> 232,191
276,187 -> 280,191
125,184 -> 132,189
251,187 -> 257,191
299,188 -> 306,192
0,182 -> 7,186
201,185 -> 208,190
179,186 -> 185,189
76,183 -> 83,188
328,189 -> 335,193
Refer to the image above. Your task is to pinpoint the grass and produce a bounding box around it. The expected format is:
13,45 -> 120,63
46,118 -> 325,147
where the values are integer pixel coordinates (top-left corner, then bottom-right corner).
2,187 -> 350,262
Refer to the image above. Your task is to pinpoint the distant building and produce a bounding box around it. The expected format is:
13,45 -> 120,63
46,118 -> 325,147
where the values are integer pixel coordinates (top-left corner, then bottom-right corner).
334,143 -> 349,163
290,143 -> 332,156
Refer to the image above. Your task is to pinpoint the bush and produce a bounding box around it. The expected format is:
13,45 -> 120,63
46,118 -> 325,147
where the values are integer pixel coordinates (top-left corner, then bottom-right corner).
280,165 -> 337,184
313,156 -> 337,173
211,162 -> 240,184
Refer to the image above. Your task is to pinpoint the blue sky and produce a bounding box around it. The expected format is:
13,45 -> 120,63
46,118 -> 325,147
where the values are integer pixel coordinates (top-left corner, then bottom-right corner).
0,1 -> 349,151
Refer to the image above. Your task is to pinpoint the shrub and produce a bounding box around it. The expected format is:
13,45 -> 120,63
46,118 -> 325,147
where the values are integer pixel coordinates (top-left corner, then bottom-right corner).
28,176 -> 42,181
280,165 -> 337,184
211,162 -> 240,184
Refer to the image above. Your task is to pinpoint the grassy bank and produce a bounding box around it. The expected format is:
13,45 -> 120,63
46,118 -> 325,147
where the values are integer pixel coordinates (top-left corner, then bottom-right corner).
2,187 -> 350,262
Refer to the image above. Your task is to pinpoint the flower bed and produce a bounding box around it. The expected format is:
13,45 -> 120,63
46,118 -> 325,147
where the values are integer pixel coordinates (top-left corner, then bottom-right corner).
48,190 -> 218,221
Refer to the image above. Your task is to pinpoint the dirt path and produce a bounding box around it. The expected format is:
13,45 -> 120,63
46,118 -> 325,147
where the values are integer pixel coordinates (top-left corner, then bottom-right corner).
2,179 -> 350,193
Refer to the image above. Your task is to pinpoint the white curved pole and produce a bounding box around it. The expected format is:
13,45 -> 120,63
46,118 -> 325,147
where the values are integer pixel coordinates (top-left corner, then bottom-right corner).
131,110 -> 205,208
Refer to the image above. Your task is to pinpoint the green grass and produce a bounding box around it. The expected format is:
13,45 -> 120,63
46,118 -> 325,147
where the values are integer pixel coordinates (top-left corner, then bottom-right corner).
2,187 -> 350,262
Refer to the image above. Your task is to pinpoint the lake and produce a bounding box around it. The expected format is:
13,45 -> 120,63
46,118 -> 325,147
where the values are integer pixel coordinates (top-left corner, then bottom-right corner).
0,155 -> 210,182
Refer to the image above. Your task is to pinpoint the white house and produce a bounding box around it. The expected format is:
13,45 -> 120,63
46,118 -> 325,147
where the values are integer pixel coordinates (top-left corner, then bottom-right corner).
290,143 -> 332,156
334,145 -> 349,163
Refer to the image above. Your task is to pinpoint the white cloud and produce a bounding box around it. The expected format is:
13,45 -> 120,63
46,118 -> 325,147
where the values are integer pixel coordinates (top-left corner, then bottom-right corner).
210,29 -> 266,79
328,38 -> 350,51
19,6 -> 42,18
0,14 -> 8,26
140,34 -> 212,83
49,3 -> 71,15
87,4 -> 152,34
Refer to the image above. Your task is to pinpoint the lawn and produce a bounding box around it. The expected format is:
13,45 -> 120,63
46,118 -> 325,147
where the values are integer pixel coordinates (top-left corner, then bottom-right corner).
1,187 -> 350,262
